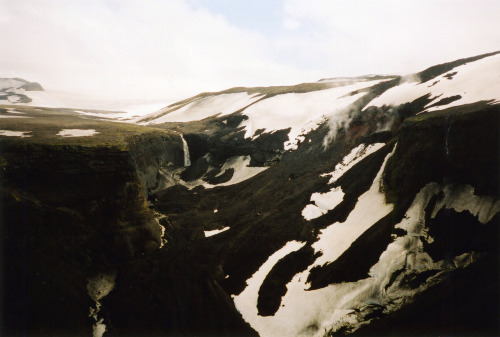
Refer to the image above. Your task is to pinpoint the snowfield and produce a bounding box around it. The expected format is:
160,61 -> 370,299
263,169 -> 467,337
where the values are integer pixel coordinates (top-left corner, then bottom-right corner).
234,155 -> 500,337
233,148 -> 395,337
56,129 -> 99,137
364,53 -> 500,112
146,92 -> 262,124
302,143 -> 386,221
0,130 -> 32,138
1,87 -> 167,119
0,78 -> 25,90
238,80 -> 387,150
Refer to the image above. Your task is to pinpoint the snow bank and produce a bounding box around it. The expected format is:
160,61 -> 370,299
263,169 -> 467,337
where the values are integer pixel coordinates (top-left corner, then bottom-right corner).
302,143 -> 385,221
235,176 -> 500,336
233,149 -> 394,337
87,272 -> 117,337
239,80 -> 386,150
0,115 -> 32,119
364,53 -> 500,112
56,129 -> 99,137
430,184 -> 500,224
0,130 -> 32,137
148,92 -> 262,124
211,156 -> 267,186
311,148 -> 394,267
324,143 -> 385,184
233,240 -> 306,329
302,187 -> 344,220
205,227 -> 230,237
0,78 -> 24,90
0,89 -> 166,119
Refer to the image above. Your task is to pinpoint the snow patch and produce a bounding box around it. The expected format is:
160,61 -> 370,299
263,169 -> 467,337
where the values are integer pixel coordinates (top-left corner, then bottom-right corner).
147,92 -> 261,124
233,240 -> 306,327
56,129 -> 99,137
234,177 -> 499,336
364,53 -> 500,112
233,149 -> 394,337
431,184 -> 500,224
205,227 -> 230,237
0,130 -> 32,137
322,143 -> 385,184
87,272 -> 116,337
302,143 -> 385,220
239,81 -> 386,151
211,156 -> 267,187
0,78 -> 25,90
302,187 -> 344,220
0,114 -> 32,119
311,147 -> 394,267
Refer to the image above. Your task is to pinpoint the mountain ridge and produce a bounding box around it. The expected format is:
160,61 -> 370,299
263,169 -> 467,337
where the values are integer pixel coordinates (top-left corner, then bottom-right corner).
1,51 -> 499,337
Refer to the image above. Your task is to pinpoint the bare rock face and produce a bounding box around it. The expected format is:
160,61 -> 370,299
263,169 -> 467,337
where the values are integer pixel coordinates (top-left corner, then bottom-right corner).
0,113 -> 184,336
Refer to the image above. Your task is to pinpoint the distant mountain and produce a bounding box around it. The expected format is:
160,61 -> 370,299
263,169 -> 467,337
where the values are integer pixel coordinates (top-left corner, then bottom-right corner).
1,51 -> 499,337
0,77 -> 44,103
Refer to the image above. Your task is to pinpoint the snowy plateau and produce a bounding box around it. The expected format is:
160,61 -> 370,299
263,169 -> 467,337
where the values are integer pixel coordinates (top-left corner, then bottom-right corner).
1,51 -> 500,337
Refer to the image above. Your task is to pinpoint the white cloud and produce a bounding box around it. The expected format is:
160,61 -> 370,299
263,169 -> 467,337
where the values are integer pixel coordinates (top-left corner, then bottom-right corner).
1,0 -> 499,106
280,0 -> 500,76
0,0 -> 308,103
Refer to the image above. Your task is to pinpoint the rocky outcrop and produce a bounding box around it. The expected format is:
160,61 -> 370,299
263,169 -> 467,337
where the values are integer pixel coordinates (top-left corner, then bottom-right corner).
384,101 -> 500,205
0,127 -> 183,336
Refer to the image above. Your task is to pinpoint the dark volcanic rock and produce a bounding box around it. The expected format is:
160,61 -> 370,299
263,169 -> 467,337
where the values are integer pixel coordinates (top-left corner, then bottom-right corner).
19,81 -> 44,91
257,244 -> 318,316
384,102 -> 500,206
0,121 -> 184,336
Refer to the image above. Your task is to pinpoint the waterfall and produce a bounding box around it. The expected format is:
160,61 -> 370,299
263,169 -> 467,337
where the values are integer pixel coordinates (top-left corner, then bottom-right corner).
180,134 -> 191,167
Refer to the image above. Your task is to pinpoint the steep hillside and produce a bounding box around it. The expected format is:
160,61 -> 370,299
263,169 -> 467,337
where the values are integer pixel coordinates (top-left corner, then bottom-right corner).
1,51 -> 499,337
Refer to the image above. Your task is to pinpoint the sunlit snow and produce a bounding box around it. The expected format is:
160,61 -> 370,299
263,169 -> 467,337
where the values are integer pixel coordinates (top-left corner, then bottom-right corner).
364,53 -> 500,112
0,130 -> 32,137
239,80 -> 387,150
322,143 -> 385,184
56,129 -> 99,137
0,78 -> 25,90
302,187 -> 344,220
233,240 -> 306,328
302,143 -> 386,221
234,163 -> 500,336
0,115 -> 32,119
147,92 -> 262,124
204,227 -> 230,237
233,149 -> 394,337
311,148 -> 394,268
430,184 -> 500,224
87,272 -> 116,337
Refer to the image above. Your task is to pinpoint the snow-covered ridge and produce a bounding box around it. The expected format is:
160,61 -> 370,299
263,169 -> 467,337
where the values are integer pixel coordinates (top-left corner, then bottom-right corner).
363,53 -> 500,112
145,92 -> 263,124
141,78 -> 389,151
238,80 -> 386,150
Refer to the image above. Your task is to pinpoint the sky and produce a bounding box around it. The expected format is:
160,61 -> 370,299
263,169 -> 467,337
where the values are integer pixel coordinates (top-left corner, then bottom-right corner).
1,0 -> 499,105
